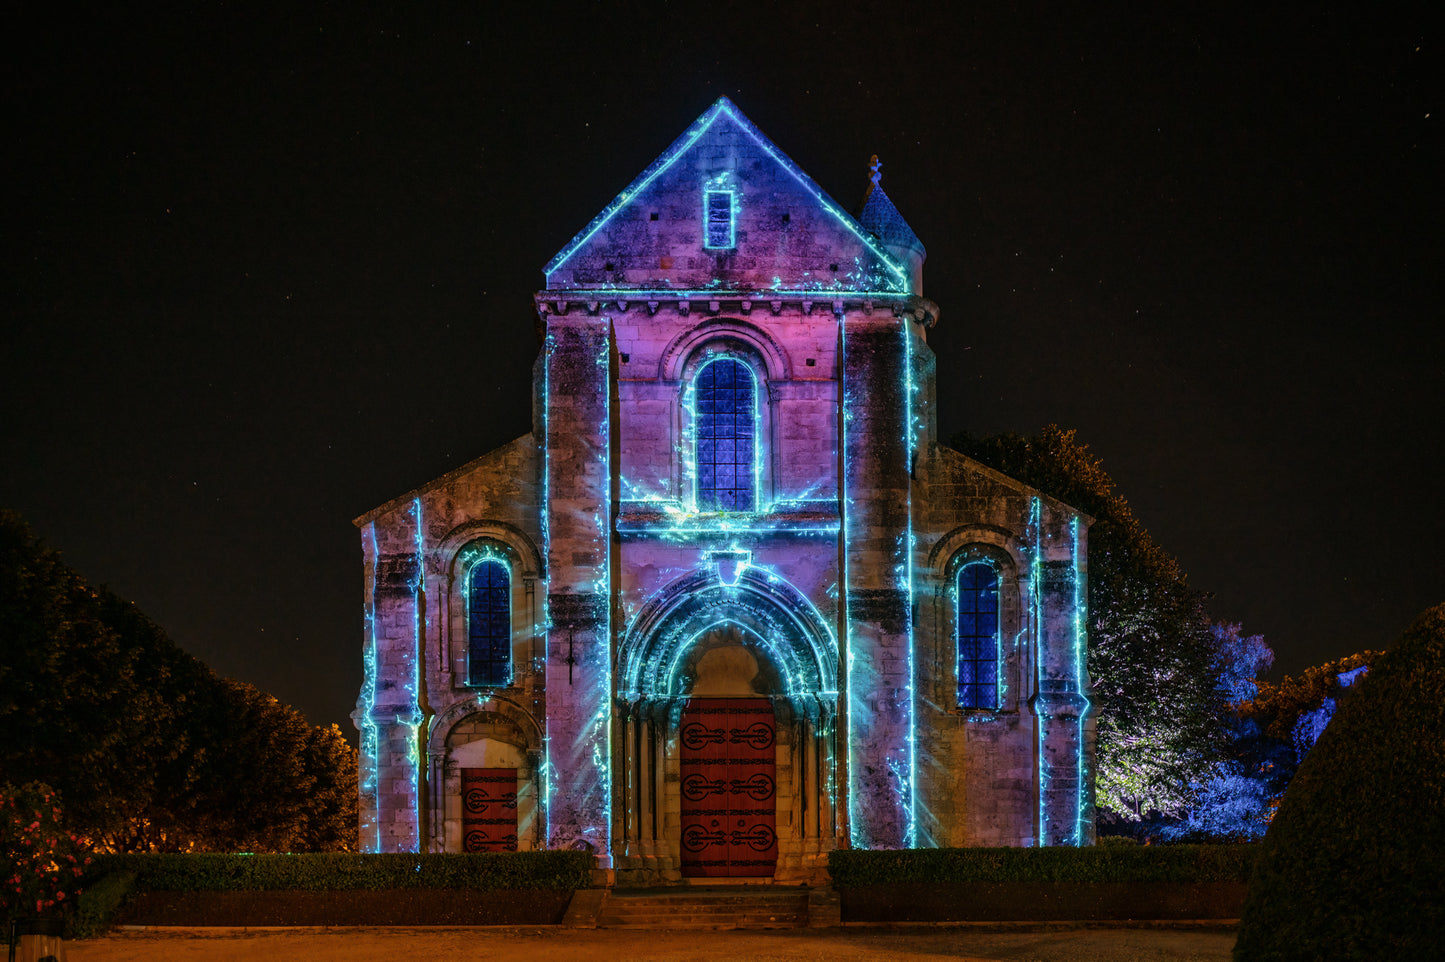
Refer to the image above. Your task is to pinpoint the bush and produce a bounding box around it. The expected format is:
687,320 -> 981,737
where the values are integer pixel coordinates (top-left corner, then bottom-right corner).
827,844 -> 1255,887
87,852 -> 595,892
1234,604 -> 1445,961
68,871 -> 135,939
1,782 -> 91,924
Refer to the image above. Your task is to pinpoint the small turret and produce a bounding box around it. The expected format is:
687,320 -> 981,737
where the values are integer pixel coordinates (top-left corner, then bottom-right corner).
858,155 -> 927,295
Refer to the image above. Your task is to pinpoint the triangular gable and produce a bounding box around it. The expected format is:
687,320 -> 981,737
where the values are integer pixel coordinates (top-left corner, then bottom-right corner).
543,97 -> 911,294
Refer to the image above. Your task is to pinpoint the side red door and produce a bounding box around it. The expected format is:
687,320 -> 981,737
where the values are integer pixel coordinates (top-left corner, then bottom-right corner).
680,698 -> 777,877
461,768 -> 517,852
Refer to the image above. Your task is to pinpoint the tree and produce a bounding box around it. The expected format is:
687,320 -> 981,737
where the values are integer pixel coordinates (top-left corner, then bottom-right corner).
0,510 -> 357,851
951,426 -> 1225,818
1234,604 -> 1445,961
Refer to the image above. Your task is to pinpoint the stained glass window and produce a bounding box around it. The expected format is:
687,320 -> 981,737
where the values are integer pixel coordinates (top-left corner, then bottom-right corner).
467,559 -> 511,687
695,358 -> 755,511
957,562 -> 1000,709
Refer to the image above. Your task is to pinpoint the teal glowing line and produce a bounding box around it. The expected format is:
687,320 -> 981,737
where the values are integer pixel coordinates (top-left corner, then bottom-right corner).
543,287 -> 912,297
364,522 -> 382,853
839,310 -> 859,846
1071,514 -> 1091,846
541,330 -> 555,845
1030,496 -> 1045,845
600,321 -> 614,859
902,316 -> 917,848
411,496 -> 425,853
703,188 -> 737,249
543,98 -> 908,290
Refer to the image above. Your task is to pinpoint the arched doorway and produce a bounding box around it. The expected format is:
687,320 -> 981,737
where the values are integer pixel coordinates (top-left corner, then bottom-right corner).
614,568 -> 839,884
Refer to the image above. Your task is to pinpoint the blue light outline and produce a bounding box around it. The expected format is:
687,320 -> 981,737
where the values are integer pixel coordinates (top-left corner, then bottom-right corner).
362,522 -> 382,852
901,316 -> 918,848
409,496 -> 425,853
703,188 -> 737,250
460,547 -> 514,689
1071,514 -> 1091,846
687,354 -> 761,513
543,98 -> 909,291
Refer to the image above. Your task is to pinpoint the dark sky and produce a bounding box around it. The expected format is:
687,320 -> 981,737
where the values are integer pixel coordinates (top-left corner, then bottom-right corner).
5,4 -> 1439,736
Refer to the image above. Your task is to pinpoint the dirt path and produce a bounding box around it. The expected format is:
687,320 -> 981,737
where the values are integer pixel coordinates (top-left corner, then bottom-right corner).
67,924 -> 1238,961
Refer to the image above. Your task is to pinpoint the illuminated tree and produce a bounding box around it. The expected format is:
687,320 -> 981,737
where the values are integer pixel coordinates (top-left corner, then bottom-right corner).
951,426 -> 1223,818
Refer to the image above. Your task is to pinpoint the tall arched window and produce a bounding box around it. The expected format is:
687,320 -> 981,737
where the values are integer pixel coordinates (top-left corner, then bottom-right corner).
467,559 -> 511,687
957,562 -> 1000,709
694,357 -> 756,511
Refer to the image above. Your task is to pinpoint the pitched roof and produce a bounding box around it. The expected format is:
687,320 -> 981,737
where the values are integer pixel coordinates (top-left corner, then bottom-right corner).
543,97 -> 912,294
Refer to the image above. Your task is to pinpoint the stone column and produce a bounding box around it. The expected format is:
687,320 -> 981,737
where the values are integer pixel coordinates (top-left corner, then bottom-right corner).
542,313 -> 614,864
841,310 -> 916,849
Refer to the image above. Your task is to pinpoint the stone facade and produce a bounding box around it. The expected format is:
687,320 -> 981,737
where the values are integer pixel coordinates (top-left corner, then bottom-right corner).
354,98 -> 1094,878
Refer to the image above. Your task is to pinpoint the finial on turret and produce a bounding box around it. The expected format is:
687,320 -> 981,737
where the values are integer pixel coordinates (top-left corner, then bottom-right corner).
867,154 -> 883,197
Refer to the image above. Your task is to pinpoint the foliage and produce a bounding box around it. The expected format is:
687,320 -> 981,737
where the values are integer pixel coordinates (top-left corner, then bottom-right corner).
1210,622 -> 1273,705
68,870 -> 135,939
0,510 -> 357,853
951,426 -> 1223,817
88,852 -> 596,891
1247,650 -> 1379,747
827,845 -> 1255,886
1234,604 -> 1445,962
1,782 -> 91,923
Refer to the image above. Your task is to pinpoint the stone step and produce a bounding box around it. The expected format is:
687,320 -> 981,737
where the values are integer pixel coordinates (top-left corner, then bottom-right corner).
598,888 -> 811,929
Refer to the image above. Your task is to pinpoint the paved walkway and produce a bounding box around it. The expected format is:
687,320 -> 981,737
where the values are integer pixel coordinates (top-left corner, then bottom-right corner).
67,923 -> 1238,961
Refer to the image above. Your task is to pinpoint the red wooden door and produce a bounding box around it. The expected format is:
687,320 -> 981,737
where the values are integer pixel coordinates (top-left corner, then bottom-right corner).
679,698 -> 777,877
461,768 -> 517,852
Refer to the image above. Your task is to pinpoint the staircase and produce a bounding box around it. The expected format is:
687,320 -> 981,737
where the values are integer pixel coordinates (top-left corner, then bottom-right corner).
597,886 -> 813,929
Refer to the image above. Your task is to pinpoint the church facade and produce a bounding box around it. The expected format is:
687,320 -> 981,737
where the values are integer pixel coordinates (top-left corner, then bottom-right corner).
354,98 -> 1093,881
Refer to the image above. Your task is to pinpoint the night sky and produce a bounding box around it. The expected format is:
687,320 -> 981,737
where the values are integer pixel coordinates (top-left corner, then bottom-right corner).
6,4 -> 1439,737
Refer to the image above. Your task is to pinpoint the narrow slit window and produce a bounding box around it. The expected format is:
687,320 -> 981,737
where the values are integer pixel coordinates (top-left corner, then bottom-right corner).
957,562 -> 1000,709
467,559 -> 511,687
705,189 -> 735,249
694,357 -> 755,511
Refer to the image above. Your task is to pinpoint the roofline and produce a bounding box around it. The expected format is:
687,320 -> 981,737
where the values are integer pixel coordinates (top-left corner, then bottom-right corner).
542,96 -> 909,290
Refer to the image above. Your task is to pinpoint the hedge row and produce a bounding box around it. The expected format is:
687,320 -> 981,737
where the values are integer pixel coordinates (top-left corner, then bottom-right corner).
827,845 -> 1257,886
88,852 -> 596,892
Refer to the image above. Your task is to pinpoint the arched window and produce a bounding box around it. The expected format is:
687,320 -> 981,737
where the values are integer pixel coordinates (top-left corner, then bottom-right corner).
957,562 -> 1000,709
467,559 -> 511,687
694,357 -> 756,511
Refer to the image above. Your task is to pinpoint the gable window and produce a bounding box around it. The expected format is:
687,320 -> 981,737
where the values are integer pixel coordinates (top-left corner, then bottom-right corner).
957,562 -> 1001,709
704,189 -> 735,249
467,558 -> 512,687
694,357 -> 756,511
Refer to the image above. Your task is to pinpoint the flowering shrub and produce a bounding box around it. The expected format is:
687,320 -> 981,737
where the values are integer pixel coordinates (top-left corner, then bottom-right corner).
2,782 -> 91,922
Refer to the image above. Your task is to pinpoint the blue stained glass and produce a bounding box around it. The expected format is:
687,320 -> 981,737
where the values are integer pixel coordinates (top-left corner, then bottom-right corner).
957,562 -> 1000,709
695,358 -> 755,511
468,559 -> 511,687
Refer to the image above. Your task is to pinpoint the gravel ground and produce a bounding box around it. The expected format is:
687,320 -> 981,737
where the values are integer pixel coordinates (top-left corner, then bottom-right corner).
66,924 -> 1238,961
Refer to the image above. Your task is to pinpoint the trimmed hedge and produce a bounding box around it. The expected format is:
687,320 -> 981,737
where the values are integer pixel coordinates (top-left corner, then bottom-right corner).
88,852 -> 595,892
1235,604 -> 1445,961
827,845 -> 1256,887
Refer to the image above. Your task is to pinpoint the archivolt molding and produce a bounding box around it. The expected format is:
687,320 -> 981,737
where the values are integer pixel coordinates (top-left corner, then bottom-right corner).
926,522 -> 1021,575
658,317 -> 793,382
436,519 -> 544,580
426,694 -> 543,758
618,565 -> 836,699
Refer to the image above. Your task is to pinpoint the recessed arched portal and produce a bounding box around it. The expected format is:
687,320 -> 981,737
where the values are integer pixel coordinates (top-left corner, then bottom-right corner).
614,566 -> 840,884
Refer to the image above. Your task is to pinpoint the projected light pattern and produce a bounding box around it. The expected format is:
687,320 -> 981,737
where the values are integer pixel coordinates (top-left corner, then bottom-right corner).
1071,514 -> 1091,846
544,98 -> 910,292
360,522 -> 382,852
957,563 -> 1001,709
693,357 -> 757,511
405,496 -> 425,853
466,558 -> 512,687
